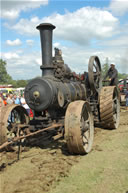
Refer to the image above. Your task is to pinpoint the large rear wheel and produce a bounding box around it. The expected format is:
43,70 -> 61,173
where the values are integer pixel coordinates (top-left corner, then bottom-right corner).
99,86 -> 120,129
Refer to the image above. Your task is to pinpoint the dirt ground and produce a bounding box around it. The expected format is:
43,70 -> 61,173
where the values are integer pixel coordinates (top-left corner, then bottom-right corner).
0,108 -> 128,193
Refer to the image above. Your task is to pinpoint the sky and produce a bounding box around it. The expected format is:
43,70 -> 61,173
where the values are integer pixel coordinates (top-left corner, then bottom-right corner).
0,0 -> 128,80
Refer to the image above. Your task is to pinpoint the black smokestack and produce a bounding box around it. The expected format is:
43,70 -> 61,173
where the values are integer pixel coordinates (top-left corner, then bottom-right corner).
36,23 -> 56,76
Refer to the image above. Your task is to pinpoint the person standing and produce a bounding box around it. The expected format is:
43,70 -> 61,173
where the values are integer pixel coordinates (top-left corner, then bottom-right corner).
6,93 -> 14,104
3,96 -> 7,106
104,63 -> 118,86
13,94 -> 21,105
20,93 -> 30,115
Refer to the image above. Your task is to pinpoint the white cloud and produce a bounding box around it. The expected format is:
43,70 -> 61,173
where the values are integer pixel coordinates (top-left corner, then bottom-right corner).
99,35 -> 128,47
1,10 -> 19,19
1,0 -> 48,19
4,17 -> 39,36
35,58 -> 41,66
1,4 -> 128,79
5,7 -> 119,45
53,42 -> 61,48
2,52 -> 20,59
51,42 -> 128,75
2,40 -> 128,80
1,50 -> 41,79
42,7 -> 119,44
109,0 -> 128,15
6,39 -> 22,46
26,39 -> 34,46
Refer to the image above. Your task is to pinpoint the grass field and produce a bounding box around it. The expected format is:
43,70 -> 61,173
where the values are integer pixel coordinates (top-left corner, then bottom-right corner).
49,111 -> 128,193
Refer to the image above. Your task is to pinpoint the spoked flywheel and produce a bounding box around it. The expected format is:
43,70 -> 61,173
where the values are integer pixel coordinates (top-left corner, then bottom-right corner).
65,100 -> 94,154
0,104 -> 29,148
88,56 -> 102,93
99,86 -> 120,129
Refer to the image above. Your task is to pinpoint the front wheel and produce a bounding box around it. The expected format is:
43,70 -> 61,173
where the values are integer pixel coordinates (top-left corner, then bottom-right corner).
64,100 -> 94,154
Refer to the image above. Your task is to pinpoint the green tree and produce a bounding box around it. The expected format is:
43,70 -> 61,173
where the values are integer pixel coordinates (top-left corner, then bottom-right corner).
102,63 -> 109,78
118,73 -> 128,80
16,80 -> 27,88
0,59 -> 12,83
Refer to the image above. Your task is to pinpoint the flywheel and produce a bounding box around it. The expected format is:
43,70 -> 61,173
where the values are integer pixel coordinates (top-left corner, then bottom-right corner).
64,100 -> 94,154
88,56 -> 102,93
99,86 -> 120,129
0,104 -> 29,148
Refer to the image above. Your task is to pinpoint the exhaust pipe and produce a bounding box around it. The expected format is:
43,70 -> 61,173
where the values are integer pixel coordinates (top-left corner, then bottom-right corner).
36,23 -> 56,76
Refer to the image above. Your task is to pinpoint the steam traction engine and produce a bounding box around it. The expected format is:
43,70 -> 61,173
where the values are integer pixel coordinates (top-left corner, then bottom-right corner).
0,23 -> 120,154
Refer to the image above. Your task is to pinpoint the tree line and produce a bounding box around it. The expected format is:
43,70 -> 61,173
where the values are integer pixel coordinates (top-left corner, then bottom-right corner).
0,59 -> 128,88
0,59 -> 28,88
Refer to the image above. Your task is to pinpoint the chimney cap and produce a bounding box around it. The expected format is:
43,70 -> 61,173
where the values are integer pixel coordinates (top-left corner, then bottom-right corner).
36,23 -> 56,30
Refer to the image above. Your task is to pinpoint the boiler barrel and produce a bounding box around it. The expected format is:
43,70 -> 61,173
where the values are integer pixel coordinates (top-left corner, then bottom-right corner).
25,77 -> 87,112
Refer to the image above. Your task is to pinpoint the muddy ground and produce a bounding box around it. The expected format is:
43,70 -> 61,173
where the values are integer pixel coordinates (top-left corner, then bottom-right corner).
0,108 -> 128,193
